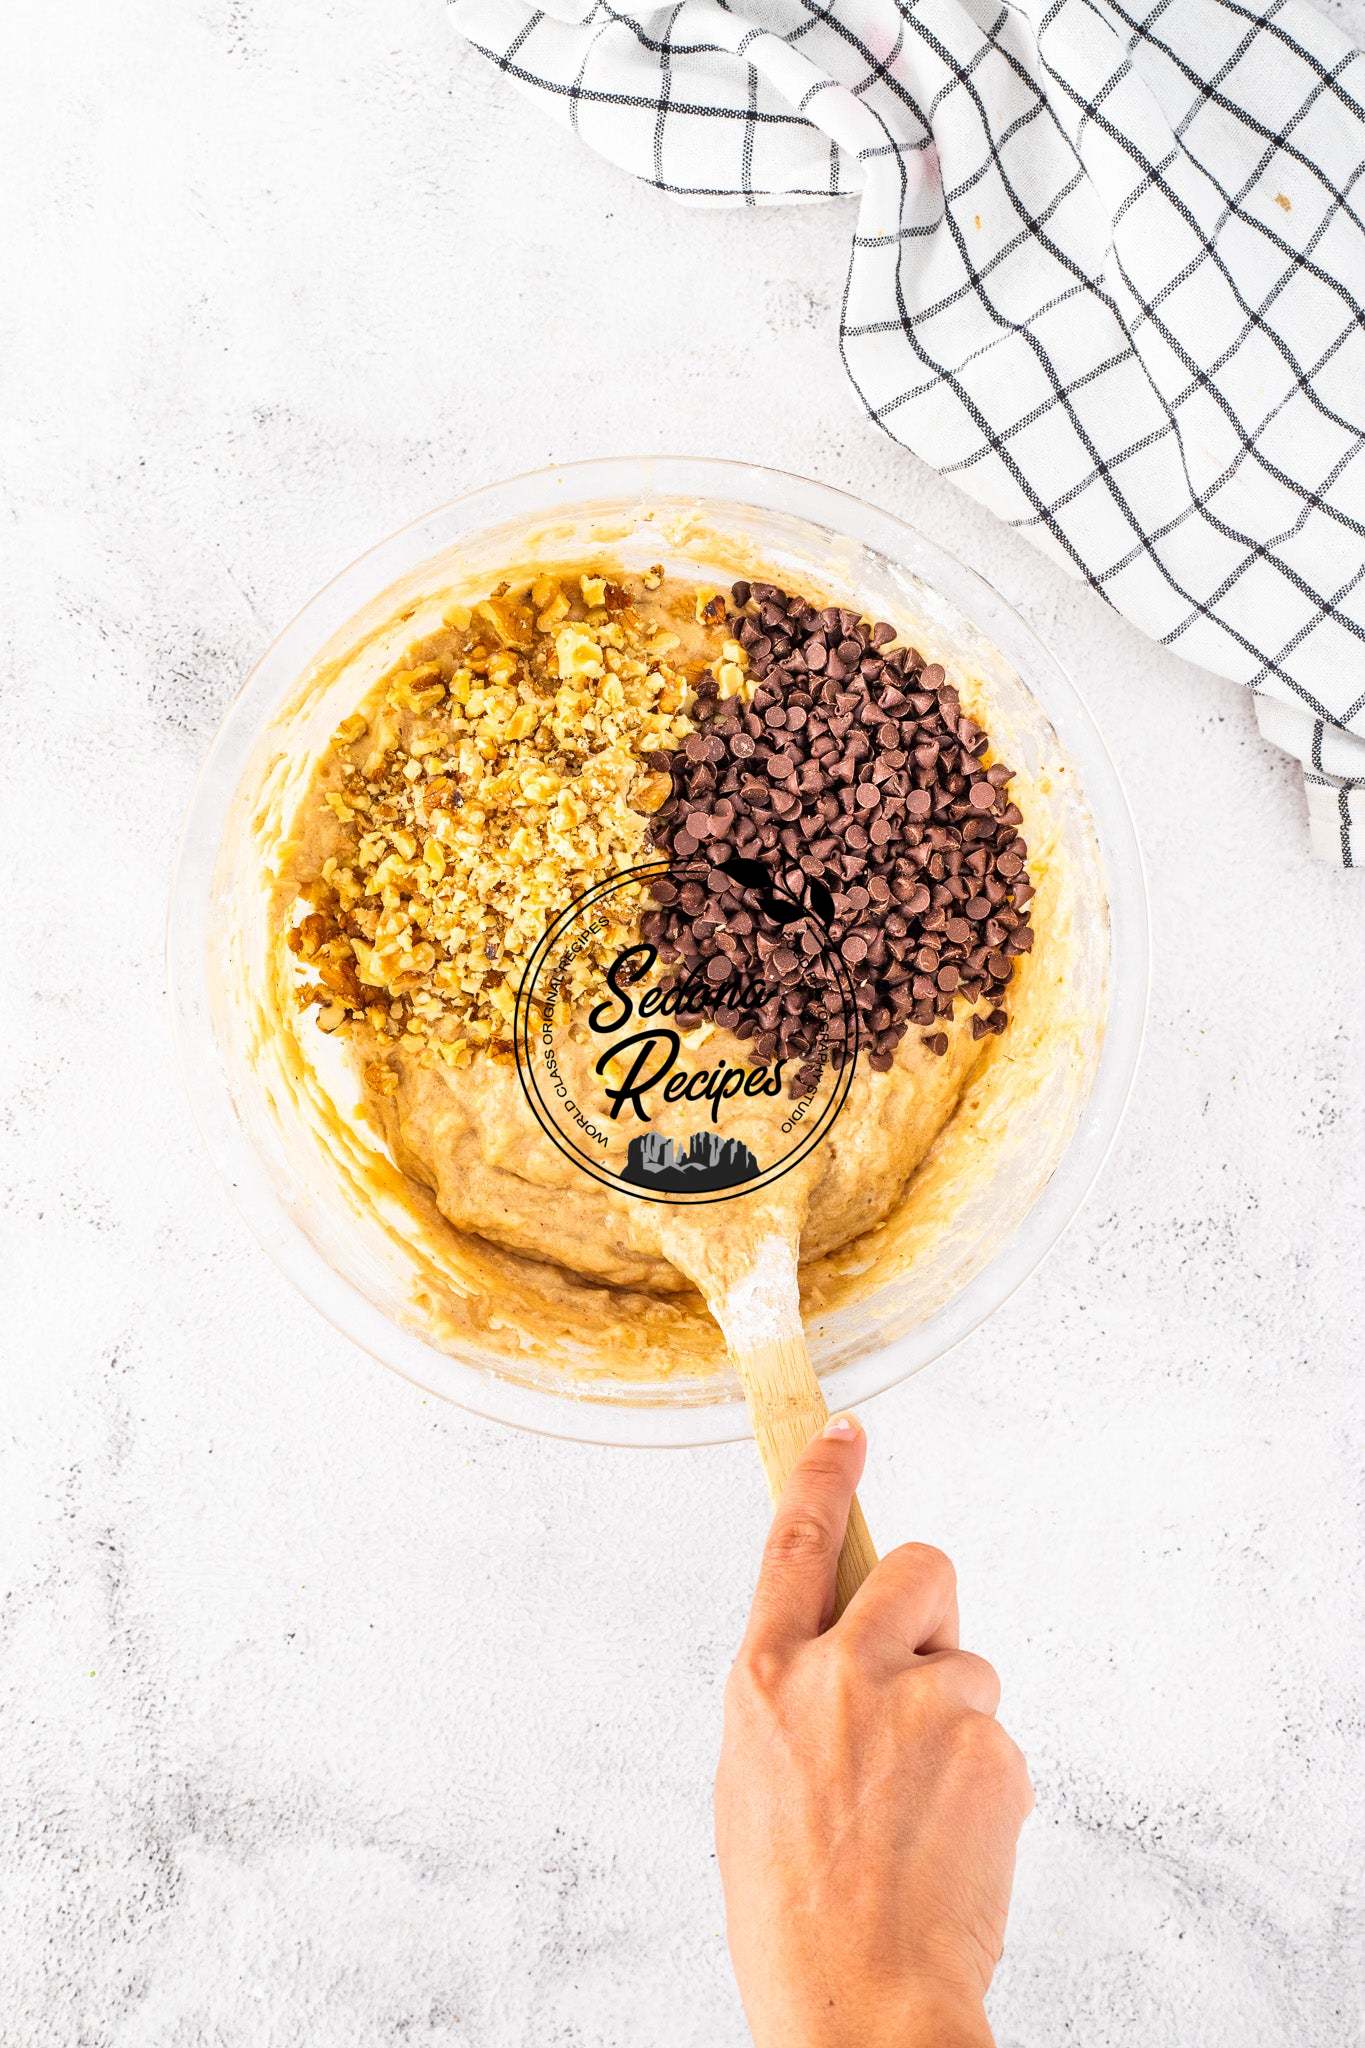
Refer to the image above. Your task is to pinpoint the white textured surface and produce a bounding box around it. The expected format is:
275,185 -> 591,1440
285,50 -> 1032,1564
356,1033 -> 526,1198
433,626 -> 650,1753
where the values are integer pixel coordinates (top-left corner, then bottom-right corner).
3,4 -> 1363,2044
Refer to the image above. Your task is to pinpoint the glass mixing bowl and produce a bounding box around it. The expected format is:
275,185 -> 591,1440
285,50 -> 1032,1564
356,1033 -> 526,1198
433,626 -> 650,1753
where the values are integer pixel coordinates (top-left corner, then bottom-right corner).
168,457 -> 1148,1445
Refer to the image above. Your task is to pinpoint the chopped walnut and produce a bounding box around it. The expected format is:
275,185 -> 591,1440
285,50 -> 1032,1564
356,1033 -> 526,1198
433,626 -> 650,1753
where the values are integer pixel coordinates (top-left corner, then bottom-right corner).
287,570 -> 745,1067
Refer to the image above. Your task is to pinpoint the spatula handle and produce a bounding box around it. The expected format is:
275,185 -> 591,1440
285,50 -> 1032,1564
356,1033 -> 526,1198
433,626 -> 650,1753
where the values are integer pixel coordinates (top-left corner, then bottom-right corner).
736,1325 -> 878,1620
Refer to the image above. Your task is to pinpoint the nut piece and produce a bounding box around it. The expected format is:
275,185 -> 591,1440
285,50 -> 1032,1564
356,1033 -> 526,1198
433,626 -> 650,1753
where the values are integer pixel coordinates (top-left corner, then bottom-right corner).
632,770 -> 674,815
287,569 -> 735,1064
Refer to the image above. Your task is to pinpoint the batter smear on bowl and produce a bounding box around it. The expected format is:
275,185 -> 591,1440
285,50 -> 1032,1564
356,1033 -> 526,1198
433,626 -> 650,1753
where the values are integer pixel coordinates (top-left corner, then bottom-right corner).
274,558 -> 1059,1380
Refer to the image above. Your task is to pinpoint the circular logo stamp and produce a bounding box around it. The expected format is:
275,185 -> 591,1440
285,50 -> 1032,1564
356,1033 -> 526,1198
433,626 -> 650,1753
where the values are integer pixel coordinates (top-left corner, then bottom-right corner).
513,858 -> 859,1204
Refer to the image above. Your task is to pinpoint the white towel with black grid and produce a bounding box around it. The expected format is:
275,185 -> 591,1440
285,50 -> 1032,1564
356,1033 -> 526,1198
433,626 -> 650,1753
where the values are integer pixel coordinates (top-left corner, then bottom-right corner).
449,0 -> 1365,863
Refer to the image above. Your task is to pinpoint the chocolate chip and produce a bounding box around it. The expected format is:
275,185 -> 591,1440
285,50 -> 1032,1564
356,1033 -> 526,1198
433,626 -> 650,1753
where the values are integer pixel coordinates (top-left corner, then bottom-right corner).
646,581 -> 1034,1075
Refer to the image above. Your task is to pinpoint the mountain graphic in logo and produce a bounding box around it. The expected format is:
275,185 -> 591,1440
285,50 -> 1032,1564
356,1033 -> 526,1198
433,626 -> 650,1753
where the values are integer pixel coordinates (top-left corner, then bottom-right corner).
621,1131 -> 761,1193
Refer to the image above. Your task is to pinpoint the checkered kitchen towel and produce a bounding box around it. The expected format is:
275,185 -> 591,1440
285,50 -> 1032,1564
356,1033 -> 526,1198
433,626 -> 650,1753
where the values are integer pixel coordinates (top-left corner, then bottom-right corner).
450,0 -> 1365,863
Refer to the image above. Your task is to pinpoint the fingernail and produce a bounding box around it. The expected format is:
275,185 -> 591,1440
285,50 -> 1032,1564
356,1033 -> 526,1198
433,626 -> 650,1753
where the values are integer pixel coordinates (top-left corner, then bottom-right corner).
823,1412 -> 862,1439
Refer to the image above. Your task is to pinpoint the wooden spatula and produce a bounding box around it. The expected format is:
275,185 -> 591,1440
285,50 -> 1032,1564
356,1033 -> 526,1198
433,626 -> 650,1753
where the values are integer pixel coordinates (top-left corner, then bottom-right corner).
712,1236 -> 878,1619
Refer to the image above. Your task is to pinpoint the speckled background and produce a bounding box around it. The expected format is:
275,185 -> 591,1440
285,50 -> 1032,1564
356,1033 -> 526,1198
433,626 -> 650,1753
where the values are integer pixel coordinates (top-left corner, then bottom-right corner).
3,4 -> 1363,2044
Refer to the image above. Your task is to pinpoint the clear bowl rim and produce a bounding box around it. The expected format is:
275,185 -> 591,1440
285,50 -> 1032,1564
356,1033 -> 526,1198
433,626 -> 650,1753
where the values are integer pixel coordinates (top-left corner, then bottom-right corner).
168,454 -> 1150,1448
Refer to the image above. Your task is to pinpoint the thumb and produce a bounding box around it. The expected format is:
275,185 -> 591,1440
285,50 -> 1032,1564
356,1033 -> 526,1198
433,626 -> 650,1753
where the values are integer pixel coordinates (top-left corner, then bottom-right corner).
744,1414 -> 867,1652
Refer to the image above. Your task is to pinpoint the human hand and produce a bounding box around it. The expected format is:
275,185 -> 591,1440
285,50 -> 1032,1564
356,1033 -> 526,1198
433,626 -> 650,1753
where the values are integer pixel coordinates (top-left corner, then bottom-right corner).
714,1415 -> 1032,2048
